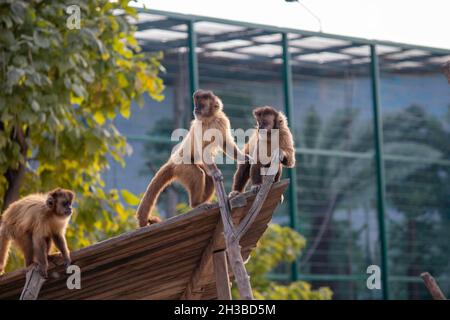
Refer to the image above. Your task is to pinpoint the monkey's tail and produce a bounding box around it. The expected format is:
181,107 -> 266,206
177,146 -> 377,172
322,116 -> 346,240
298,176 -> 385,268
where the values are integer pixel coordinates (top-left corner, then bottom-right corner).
0,227 -> 11,274
136,162 -> 175,227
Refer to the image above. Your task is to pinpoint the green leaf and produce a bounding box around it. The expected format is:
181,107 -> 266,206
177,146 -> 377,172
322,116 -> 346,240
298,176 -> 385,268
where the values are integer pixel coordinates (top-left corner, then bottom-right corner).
31,100 -> 40,111
121,189 -> 140,206
93,112 -> 106,125
6,67 -> 24,87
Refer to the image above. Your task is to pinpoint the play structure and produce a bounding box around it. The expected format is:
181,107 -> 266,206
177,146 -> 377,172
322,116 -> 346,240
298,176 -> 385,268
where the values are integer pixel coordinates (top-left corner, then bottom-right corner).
0,164 -> 288,300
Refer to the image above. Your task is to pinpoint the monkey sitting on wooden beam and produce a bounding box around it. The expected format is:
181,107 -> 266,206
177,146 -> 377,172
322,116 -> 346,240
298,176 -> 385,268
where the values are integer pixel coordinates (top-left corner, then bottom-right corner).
0,188 -> 74,278
230,106 -> 296,196
136,90 -> 250,227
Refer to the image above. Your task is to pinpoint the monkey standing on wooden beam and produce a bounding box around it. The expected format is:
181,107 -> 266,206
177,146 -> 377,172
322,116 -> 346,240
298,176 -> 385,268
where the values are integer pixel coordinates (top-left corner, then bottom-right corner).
0,188 -> 74,278
230,106 -> 296,196
136,90 -> 249,227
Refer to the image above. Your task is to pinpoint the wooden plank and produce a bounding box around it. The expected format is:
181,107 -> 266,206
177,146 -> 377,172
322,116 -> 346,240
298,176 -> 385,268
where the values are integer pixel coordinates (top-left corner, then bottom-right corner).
421,272 -> 447,300
213,250 -> 232,300
181,179 -> 287,300
20,265 -> 46,300
41,237 -> 210,299
0,180 -> 289,300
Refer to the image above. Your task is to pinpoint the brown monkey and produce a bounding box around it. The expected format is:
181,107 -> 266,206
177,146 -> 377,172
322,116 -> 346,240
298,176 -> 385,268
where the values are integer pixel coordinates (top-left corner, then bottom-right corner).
231,106 -> 295,195
0,188 -> 74,277
136,90 -> 248,227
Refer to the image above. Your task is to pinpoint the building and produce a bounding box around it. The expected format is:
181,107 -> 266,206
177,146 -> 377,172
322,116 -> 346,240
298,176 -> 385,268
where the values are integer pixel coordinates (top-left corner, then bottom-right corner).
105,9 -> 450,299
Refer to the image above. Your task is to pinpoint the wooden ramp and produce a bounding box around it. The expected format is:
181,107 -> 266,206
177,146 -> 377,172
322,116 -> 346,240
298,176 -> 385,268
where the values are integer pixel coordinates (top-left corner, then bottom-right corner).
0,179 -> 288,300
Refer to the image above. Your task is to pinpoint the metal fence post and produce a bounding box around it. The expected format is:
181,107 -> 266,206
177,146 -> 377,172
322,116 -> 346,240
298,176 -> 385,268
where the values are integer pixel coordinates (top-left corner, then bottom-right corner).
370,44 -> 390,300
188,20 -> 199,109
282,33 -> 300,281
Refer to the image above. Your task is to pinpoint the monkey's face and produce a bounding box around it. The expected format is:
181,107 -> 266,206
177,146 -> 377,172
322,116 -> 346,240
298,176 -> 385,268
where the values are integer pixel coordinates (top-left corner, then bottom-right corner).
193,90 -> 222,119
46,188 -> 75,217
253,106 -> 280,136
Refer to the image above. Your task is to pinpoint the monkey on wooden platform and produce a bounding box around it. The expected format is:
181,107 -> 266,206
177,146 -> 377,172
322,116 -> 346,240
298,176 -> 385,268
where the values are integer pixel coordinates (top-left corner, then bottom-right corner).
230,106 -> 295,196
0,188 -> 74,278
136,90 -> 249,227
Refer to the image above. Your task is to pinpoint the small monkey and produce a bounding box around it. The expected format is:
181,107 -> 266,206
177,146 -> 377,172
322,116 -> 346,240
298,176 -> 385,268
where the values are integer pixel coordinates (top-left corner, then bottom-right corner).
136,90 -> 248,227
0,188 -> 74,278
231,106 -> 295,195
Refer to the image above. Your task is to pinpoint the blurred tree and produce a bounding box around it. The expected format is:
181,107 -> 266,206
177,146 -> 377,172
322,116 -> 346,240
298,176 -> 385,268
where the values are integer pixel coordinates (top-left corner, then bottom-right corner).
233,224 -> 332,299
296,104 -> 450,299
0,0 -> 164,271
382,105 -> 450,299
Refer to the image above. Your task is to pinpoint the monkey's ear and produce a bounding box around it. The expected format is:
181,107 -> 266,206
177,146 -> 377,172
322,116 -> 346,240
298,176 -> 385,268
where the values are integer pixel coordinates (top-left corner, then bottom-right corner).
277,112 -> 287,126
214,96 -> 223,110
67,190 -> 75,202
46,195 -> 55,209
253,109 -> 261,118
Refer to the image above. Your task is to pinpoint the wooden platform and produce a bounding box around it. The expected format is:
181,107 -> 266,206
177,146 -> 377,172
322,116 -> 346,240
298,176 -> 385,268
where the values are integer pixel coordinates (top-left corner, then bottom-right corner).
0,180 -> 288,300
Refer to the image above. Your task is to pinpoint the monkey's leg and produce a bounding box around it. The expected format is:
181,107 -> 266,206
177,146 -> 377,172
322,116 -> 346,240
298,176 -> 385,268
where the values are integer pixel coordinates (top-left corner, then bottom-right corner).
16,232 -> 34,267
275,164 -> 283,182
178,164 -> 206,208
250,163 -> 263,186
32,236 -> 49,278
232,163 -> 251,193
202,172 -> 215,203
52,233 -> 71,267
0,228 -> 12,274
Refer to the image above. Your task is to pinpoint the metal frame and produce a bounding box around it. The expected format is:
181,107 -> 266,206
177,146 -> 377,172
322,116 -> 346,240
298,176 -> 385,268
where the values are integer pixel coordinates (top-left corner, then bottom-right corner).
132,7 -> 450,300
370,44 -> 390,300
282,33 -> 300,282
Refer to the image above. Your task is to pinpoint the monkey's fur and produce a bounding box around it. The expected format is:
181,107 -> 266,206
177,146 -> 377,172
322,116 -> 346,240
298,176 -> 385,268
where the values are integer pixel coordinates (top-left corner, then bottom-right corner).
136,90 -> 247,227
231,106 -> 295,195
0,188 -> 74,277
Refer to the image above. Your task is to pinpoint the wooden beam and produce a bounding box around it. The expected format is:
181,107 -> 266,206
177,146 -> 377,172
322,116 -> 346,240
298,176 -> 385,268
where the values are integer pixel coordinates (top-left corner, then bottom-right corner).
421,272 -> 447,300
213,250 -> 232,300
180,221 -> 226,299
20,265 -> 46,300
207,164 -> 254,300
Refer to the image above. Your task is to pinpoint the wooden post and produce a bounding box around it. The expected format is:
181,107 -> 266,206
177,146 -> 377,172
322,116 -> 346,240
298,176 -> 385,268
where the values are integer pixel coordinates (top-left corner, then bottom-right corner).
421,272 -> 447,300
207,163 -> 254,300
213,250 -> 232,300
205,152 -> 280,300
20,265 -> 46,300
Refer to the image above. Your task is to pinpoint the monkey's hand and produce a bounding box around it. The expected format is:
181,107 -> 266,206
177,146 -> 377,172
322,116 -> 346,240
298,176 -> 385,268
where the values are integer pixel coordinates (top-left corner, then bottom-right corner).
244,154 -> 254,164
138,217 -> 149,228
279,151 -> 285,163
63,255 -> 72,269
211,169 -> 223,181
31,263 -> 48,279
228,191 -> 241,198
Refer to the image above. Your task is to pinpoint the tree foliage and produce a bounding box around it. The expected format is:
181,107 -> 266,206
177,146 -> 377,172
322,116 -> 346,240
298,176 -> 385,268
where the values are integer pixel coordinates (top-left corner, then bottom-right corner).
235,224 -> 333,300
0,0 -> 164,271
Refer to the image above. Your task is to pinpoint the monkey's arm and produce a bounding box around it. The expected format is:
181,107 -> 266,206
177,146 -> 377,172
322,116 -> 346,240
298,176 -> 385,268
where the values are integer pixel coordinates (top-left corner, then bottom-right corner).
280,132 -> 296,168
0,228 -> 12,274
52,233 -> 71,267
33,237 -> 49,278
222,130 -> 249,163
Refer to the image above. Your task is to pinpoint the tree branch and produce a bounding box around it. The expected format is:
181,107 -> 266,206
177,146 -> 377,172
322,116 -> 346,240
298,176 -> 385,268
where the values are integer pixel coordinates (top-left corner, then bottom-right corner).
2,126 -> 29,211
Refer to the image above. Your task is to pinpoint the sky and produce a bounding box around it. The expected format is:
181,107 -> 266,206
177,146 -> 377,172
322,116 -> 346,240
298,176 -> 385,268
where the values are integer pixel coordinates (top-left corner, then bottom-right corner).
135,0 -> 450,50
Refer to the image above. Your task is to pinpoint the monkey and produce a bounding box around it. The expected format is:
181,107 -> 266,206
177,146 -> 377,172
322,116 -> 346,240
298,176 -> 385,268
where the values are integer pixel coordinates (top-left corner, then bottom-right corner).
136,89 -> 249,227
230,106 -> 295,196
0,188 -> 74,278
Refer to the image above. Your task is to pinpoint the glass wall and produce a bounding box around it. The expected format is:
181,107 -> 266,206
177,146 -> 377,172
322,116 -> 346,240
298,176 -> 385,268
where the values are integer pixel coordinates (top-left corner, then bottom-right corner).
195,22 -> 287,222
105,10 -> 450,299
290,37 -> 380,299
378,48 -> 450,299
